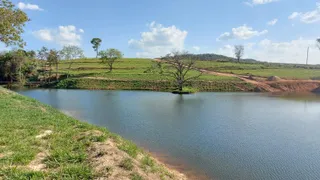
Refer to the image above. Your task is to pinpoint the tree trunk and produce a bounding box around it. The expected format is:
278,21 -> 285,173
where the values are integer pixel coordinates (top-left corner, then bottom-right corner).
56,61 -> 58,81
67,61 -> 73,78
49,67 -> 51,83
96,48 -> 99,58
109,64 -> 113,72
178,80 -> 183,92
237,57 -> 240,63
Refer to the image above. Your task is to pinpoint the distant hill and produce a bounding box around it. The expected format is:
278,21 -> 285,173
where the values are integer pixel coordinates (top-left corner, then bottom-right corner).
161,53 -> 260,63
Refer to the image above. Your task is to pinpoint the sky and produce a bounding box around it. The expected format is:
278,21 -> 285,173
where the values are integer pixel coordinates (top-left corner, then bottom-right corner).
2,0 -> 320,64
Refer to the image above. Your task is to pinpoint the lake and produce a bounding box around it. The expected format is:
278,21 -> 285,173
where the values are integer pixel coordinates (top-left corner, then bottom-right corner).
16,89 -> 320,180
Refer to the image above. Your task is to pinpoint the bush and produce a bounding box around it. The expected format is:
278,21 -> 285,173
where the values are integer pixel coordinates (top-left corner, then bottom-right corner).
56,79 -> 78,88
119,158 -> 134,171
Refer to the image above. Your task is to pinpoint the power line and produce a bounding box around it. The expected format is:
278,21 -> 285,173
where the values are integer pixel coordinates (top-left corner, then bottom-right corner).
306,46 -> 309,65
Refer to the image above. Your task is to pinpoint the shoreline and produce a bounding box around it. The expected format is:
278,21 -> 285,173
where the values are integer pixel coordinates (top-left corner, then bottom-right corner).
28,75 -> 320,94
47,78 -> 256,92
146,150 -> 210,180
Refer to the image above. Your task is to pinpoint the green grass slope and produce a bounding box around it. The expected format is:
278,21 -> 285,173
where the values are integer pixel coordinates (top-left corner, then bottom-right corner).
54,58 -> 254,92
0,87 -> 186,180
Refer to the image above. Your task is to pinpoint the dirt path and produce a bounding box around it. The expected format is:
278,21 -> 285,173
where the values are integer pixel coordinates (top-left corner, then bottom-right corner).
199,68 -> 320,93
199,69 -> 281,92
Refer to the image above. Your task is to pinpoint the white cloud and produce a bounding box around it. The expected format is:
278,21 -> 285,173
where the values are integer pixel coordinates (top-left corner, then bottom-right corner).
34,29 -> 53,41
193,46 -> 200,52
245,0 -> 279,6
217,25 -> 268,41
288,3 -> 320,24
267,19 -> 278,26
217,32 -> 234,41
288,12 -> 301,19
215,45 -> 234,57
33,25 -> 83,46
79,29 -> 85,33
215,38 -> 320,64
17,2 -> 43,11
128,21 -> 188,58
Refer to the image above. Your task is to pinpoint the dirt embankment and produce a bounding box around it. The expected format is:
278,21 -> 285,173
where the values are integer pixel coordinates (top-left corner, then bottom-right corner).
200,69 -> 320,93
86,131 -> 187,180
155,59 -> 320,93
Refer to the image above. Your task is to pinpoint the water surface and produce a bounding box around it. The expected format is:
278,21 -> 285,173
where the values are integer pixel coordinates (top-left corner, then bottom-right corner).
16,89 -> 320,180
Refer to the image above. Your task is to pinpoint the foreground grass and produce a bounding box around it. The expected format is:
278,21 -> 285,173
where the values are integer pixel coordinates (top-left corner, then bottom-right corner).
0,87 -> 185,180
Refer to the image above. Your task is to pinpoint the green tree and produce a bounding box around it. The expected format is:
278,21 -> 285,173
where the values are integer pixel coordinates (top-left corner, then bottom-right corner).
47,49 -> 60,81
60,45 -> 84,78
91,38 -> 102,58
99,48 -> 123,72
0,50 -> 26,85
26,50 -> 36,59
0,0 -> 29,47
37,46 -> 49,61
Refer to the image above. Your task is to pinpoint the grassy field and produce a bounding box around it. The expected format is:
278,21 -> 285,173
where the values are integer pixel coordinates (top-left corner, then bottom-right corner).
58,58 -> 239,81
0,87 -> 185,179
58,58 -> 320,81
49,58 -> 320,91
50,58 -> 254,92
195,61 -> 320,80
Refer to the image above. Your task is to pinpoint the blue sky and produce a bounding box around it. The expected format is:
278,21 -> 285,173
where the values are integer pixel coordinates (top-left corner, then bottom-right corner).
2,0 -> 320,64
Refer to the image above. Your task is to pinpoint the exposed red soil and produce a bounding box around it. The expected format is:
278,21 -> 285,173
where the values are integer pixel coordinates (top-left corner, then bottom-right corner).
200,69 -> 320,93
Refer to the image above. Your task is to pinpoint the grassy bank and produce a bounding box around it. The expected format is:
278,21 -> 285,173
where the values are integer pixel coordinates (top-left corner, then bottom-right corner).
0,87 -> 186,180
54,78 -> 255,92
50,58 -> 254,92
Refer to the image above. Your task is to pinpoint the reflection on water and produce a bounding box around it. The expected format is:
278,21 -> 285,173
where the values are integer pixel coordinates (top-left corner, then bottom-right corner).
16,89 -> 320,180
269,92 -> 320,102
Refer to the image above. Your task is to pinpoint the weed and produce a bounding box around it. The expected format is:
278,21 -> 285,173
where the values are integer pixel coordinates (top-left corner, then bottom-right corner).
131,172 -> 143,180
119,158 -> 134,171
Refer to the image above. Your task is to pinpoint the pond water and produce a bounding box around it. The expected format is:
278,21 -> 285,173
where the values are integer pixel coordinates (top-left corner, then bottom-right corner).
16,89 -> 320,180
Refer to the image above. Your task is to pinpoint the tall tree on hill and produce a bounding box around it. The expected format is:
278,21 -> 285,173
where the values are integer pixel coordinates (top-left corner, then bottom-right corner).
26,50 -> 36,59
37,47 -> 49,61
234,45 -> 244,63
60,45 -> 84,78
91,38 -> 102,58
0,0 -> 29,48
99,48 -> 123,72
47,49 -> 60,81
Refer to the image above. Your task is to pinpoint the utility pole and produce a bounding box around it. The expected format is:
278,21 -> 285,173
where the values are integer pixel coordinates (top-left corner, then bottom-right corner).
306,46 -> 309,65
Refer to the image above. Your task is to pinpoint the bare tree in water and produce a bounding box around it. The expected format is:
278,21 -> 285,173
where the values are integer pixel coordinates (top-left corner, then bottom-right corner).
162,51 -> 202,92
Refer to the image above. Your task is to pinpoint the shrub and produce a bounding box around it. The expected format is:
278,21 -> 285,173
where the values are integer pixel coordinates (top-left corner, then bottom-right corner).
119,158 -> 134,171
56,79 -> 78,88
